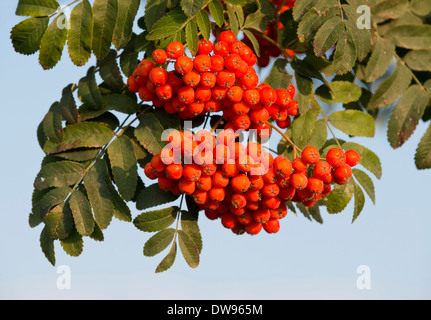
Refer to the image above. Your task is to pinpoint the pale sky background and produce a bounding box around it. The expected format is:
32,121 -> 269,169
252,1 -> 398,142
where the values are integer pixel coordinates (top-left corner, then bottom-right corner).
1,1 -> 431,300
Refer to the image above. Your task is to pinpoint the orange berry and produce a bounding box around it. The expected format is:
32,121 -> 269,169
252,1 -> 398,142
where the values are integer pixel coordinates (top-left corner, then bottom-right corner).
345,150 -> 361,167
208,187 -> 226,202
151,49 -> 167,64
263,218 -> 280,234
301,146 -> 320,165
231,173 -> 251,193
290,172 -> 308,190
326,148 -> 346,168
166,41 -> 184,59
165,163 -> 183,180
178,178 -> 196,195
193,54 -> 211,73
174,55 -> 193,74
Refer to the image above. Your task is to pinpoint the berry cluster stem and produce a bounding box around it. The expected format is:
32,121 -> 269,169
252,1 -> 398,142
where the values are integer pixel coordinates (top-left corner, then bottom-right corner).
266,120 -> 302,154
318,103 -> 343,150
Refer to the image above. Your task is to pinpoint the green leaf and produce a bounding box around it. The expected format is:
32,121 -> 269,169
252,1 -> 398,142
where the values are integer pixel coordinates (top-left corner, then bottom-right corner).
133,206 -> 178,232
92,0 -> 118,60
155,241 -> 177,273
243,29 -> 260,58
68,0 -> 93,67
410,0 -> 431,16
59,84 -> 78,125
97,50 -> 124,90
343,142 -> 382,179
11,17 -> 49,55
40,227 -> 55,266
83,159 -> 116,229
16,0 -> 59,17
41,102 -> 63,144
226,4 -> 239,37
244,0 -> 276,33
38,14 -> 67,70
78,67 -> 103,110
293,0 -> 318,21
30,188 -> 51,227
146,8 -> 187,41
112,0 -> 140,49
294,72 -> 314,115
34,160 -> 85,190
60,229 -> 84,257
145,0 -> 168,30
143,228 -> 176,257
107,135 -> 138,201
178,230 -> 200,268
387,85 -> 429,148
305,119 -> 328,151
43,203 -> 74,240
56,149 -> 99,162
180,0 -> 205,17
102,94 -> 139,114
89,222 -> 104,241
403,50 -> 431,72
208,0 -> 224,28
43,122 -> 113,154
371,0 -> 409,24
313,16 -> 344,57
264,58 -> 292,89
180,210 -> 202,253
196,9 -> 210,40
328,110 -> 375,137
326,178 -> 355,214
415,122 -> 431,170
341,5 -> 371,62
185,19 -> 198,56
384,25 -> 431,50
352,168 -> 375,204
234,5 -> 244,27
135,183 -> 180,211
134,113 -> 165,155
291,57 -> 327,83
297,6 -> 338,42
35,187 -> 72,223
316,81 -> 362,104
333,28 -> 357,75
364,36 -> 395,83
69,190 -> 95,237
110,182 -> 132,222
368,61 -> 412,110
352,182 -> 365,223
291,108 -> 320,149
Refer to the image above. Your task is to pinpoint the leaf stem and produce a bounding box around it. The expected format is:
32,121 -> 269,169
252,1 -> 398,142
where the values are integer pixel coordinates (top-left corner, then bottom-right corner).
49,0 -> 81,18
266,121 -> 302,153
318,100 -> 343,150
394,52 -> 431,100
253,30 -> 294,60
66,107 -> 150,202
210,116 -> 223,133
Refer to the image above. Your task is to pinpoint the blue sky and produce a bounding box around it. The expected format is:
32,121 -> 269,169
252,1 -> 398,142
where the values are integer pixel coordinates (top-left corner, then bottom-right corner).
1,1 -> 431,300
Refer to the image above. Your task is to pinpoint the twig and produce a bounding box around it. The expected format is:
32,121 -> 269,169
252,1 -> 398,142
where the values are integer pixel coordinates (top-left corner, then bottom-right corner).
266,121 -> 302,154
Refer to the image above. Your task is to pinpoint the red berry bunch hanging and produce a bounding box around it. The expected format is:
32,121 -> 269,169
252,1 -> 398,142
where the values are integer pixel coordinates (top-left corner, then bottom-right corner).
143,126 -> 362,236
127,30 -> 299,136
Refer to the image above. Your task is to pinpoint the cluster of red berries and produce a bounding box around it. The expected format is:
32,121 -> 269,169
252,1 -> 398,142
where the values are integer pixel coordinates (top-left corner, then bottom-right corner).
143,126 -> 361,236
242,0 -> 297,67
127,30 -> 299,137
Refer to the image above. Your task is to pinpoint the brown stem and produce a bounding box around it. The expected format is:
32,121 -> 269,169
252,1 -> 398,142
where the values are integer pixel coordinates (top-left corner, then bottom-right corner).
266,121 -> 302,153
